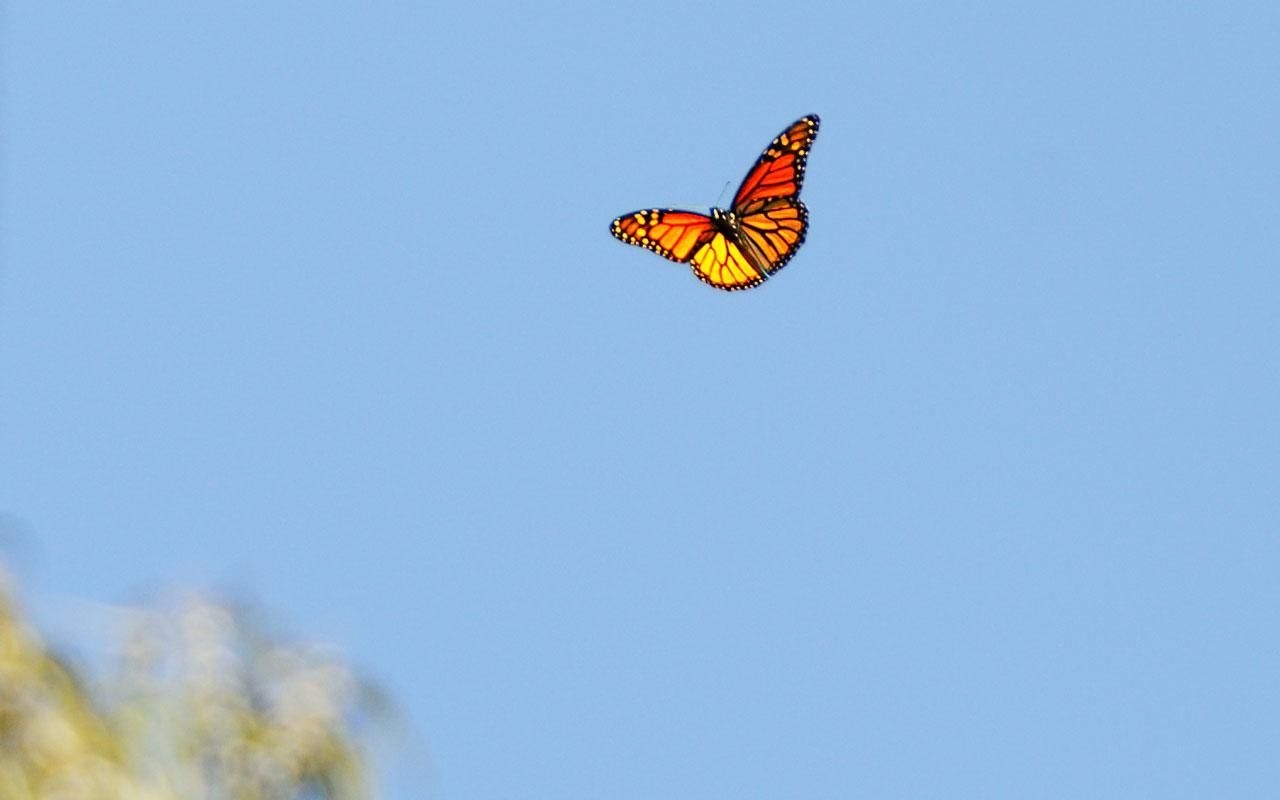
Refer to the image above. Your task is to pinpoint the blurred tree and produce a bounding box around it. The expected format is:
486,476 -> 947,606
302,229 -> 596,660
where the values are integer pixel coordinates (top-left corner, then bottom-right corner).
0,567 -> 385,799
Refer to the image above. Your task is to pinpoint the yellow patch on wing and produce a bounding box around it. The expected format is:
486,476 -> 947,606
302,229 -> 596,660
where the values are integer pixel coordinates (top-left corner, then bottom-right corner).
689,232 -> 766,291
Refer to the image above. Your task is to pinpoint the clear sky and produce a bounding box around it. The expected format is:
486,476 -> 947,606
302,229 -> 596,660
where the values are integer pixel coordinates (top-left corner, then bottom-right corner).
3,3 -> 1278,798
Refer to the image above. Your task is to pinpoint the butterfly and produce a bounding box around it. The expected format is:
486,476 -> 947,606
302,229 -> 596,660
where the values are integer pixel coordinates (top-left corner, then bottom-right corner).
610,115 -> 820,291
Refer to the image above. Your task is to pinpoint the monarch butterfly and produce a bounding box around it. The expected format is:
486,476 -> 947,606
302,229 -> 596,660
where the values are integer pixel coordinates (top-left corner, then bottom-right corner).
610,115 -> 820,291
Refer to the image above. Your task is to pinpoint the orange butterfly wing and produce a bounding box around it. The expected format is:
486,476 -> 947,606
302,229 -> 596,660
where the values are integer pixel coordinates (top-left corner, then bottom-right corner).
610,209 -> 717,263
732,115 -> 820,210
736,198 -> 809,275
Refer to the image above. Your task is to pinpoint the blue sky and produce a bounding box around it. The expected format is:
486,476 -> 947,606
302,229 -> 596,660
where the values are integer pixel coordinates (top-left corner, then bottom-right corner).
3,3 -> 1278,797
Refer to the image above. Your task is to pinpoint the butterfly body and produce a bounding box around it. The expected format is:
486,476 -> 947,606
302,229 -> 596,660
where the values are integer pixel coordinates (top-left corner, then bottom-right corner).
610,115 -> 820,291
707,207 -> 746,248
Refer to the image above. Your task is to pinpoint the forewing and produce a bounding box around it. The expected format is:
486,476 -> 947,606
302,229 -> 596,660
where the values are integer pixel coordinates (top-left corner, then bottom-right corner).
738,199 -> 809,275
610,209 -> 716,263
732,115 -> 820,210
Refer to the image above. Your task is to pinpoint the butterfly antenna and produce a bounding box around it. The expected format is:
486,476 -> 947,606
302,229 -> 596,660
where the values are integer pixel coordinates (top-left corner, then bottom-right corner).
714,180 -> 732,208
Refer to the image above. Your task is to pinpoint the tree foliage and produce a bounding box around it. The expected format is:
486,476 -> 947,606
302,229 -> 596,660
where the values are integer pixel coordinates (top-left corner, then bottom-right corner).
0,568 -> 383,799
